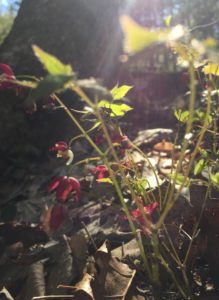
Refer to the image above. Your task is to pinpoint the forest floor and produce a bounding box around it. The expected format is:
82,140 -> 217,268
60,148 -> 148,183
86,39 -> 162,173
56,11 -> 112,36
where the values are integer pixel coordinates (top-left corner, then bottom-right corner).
1,102 -> 219,300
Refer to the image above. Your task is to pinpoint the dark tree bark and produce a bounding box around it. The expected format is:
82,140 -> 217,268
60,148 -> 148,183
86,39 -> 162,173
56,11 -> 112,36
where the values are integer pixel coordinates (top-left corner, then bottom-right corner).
0,0 -> 123,177
0,0 -> 122,83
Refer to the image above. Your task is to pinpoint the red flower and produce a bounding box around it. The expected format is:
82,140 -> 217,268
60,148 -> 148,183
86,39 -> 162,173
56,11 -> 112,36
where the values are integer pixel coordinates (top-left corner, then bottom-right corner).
95,134 -> 105,145
0,63 -> 21,95
131,202 -> 159,223
95,132 -> 131,149
122,202 -> 159,235
120,135 -> 132,149
49,141 -> 74,165
93,165 -> 109,181
204,83 -> 209,90
49,141 -> 68,152
131,202 -> 159,219
50,204 -> 68,230
48,176 -> 80,202
111,132 -> 125,144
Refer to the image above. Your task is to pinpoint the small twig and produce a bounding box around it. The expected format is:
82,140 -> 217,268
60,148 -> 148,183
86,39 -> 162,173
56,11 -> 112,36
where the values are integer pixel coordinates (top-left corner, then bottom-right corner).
31,296 -> 74,299
81,221 -> 97,250
196,125 -> 219,135
104,295 -> 123,298
190,18 -> 219,32
121,242 -> 125,257
115,229 -> 133,236
57,284 -> 76,289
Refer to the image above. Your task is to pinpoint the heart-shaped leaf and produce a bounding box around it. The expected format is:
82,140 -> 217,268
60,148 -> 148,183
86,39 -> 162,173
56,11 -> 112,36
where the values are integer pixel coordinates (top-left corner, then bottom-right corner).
32,45 -> 73,75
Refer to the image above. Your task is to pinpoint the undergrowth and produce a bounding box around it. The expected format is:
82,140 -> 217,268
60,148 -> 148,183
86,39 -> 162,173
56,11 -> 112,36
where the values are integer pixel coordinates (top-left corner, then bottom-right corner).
1,14 -> 219,299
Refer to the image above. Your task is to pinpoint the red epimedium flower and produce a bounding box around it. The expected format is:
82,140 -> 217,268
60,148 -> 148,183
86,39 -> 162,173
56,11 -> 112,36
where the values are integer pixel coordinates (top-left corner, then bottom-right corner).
95,132 -> 131,148
130,202 -> 159,234
111,132 -> 127,144
95,132 -> 132,158
132,202 -> 159,217
95,134 -> 105,145
49,141 -> 68,152
93,165 -> 109,181
49,141 -> 74,165
0,64 -> 16,88
0,63 -> 21,95
50,204 -> 68,231
48,176 -> 80,202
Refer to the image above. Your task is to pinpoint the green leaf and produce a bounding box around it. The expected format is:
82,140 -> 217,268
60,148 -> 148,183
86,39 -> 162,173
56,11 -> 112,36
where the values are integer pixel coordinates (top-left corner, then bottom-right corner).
174,109 -> 190,123
175,174 -> 189,186
97,177 -> 113,184
200,149 -> 208,158
98,100 -> 133,117
15,79 -> 38,88
26,74 -> 73,103
111,84 -> 132,100
88,121 -> 101,131
203,37 -> 217,48
194,111 -> 212,125
165,15 -> 172,27
119,15 -> 169,54
169,173 -> 190,186
97,100 -> 110,108
32,45 -> 73,75
194,159 -> 206,176
111,103 -> 133,117
134,179 -> 148,192
210,172 -> 219,186
203,63 -> 219,76
206,115 -> 212,125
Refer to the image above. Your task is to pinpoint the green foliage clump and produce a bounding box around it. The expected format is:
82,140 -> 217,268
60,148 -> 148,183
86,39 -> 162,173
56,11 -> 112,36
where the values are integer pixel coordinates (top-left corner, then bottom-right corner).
0,11 -> 15,45
3,11 -> 219,298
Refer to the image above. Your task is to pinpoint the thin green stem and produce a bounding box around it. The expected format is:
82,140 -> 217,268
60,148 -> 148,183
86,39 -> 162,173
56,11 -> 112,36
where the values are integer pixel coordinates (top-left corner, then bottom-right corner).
157,255 -> 189,299
94,108 -> 152,276
54,88 -> 152,278
157,62 -> 196,228
71,156 -> 100,167
53,94 -> 103,157
183,185 -> 210,266
130,142 -> 162,204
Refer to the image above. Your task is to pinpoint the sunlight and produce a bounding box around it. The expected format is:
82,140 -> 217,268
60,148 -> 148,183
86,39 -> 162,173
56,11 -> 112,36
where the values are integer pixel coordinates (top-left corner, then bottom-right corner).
1,0 -> 7,5
1,1 -> 219,299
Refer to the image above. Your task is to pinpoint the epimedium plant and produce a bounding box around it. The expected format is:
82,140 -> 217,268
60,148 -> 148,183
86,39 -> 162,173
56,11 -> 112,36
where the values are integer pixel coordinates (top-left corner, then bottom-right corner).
1,14 -> 219,299
119,13 -> 219,296
0,51 -> 162,295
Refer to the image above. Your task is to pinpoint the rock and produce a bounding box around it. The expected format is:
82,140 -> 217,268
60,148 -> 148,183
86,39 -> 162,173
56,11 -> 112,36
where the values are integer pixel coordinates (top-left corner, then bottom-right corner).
133,128 -> 174,149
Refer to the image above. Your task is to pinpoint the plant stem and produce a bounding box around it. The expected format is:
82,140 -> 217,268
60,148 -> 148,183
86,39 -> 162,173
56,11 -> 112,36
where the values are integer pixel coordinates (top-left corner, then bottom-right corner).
54,89 -> 152,278
53,94 -> 103,157
157,62 -> 196,229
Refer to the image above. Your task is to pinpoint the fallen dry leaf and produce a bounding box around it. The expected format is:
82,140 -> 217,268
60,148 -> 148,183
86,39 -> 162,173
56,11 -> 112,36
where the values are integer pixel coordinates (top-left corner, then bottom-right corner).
69,233 -> 88,278
153,139 -> 174,152
41,204 -> 54,234
24,261 -> 46,300
58,273 -> 94,300
93,241 -> 136,300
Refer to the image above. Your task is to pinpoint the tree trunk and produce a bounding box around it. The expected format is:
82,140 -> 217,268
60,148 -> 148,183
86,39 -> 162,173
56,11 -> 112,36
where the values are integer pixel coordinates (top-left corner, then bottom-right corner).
0,0 -> 123,177
0,0 -> 122,83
